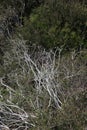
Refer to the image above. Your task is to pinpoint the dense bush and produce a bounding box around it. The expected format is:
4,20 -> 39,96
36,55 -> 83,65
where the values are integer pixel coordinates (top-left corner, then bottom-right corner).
19,0 -> 87,50
0,0 -> 87,129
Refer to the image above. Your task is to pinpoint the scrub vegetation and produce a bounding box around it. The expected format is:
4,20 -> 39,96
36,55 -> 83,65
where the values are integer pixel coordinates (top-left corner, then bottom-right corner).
0,0 -> 87,129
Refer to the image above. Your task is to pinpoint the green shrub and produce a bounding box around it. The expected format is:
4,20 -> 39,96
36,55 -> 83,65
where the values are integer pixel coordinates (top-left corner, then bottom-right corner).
18,0 -> 87,50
